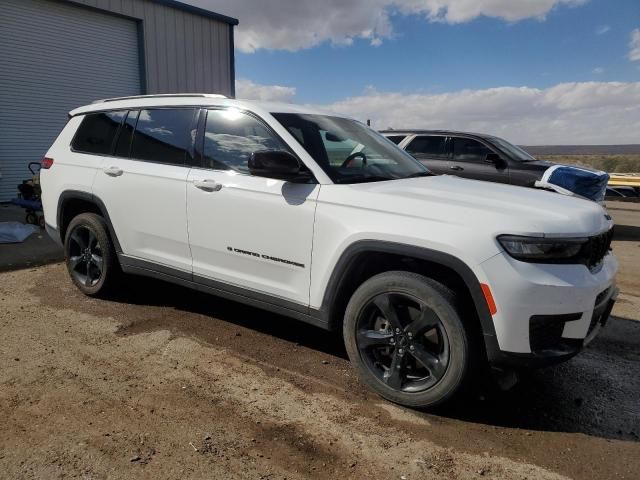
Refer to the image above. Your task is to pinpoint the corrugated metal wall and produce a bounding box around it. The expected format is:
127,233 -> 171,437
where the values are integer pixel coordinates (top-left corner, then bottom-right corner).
0,0 -> 235,202
0,0 -> 142,202
69,0 -> 235,96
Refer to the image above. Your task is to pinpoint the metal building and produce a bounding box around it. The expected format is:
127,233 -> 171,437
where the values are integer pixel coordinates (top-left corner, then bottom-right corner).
0,0 -> 238,202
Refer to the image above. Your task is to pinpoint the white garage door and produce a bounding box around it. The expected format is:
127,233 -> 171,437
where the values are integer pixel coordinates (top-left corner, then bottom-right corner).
0,0 -> 141,202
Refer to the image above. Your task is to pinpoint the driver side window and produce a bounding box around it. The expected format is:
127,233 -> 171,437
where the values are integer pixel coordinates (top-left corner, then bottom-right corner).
452,137 -> 493,163
203,109 -> 288,173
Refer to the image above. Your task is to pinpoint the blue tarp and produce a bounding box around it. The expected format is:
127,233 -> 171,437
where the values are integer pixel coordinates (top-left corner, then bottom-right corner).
539,166 -> 609,202
0,222 -> 36,244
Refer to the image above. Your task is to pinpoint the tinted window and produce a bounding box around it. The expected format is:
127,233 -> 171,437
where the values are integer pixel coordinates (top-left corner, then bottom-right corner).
406,136 -> 448,158
203,109 -> 288,173
385,135 -> 406,145
453,137 -> 493,163
113,110 -> 138,158
72,111 -> 126,154
130,108 -> 196,165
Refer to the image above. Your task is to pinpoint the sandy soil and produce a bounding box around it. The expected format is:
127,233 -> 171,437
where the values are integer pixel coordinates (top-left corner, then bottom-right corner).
0,260 -> 638,480
0,201 -> 638,479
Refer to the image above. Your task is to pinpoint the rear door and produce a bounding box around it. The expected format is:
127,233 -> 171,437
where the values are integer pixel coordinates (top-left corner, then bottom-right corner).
404,135 -> 451,175
450,136 -> 509,183
91,107 -> 197,274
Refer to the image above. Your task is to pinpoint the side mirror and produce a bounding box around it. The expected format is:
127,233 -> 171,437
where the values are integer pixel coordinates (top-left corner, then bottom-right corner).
485,153 -> 501,164
248,150 -> 312,182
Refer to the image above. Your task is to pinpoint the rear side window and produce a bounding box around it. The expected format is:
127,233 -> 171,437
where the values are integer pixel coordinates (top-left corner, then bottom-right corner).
406,136 -> 448,158
130,108 -> 197,165
385,135 -> 407,145
203,109 -> 288,173
72,111 -> 126,154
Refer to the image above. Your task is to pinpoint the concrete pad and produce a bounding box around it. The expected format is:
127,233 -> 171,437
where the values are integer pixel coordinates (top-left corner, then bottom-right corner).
0,204 -> 63,272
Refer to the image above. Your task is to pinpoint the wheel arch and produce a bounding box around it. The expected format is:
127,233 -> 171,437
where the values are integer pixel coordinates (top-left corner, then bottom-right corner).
57,190 -> 122,253
319,240 -> 500,359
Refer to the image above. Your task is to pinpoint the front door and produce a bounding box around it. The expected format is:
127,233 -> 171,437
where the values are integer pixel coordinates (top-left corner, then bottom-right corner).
187,108 -> 318,306
403,135 -> 451,175
450,136 -> 509,183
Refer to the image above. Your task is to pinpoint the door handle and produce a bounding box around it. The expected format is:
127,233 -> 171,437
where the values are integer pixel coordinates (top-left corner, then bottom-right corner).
450,166 -> 464,171
193,179 -> 223,192
104,166 -> 123,177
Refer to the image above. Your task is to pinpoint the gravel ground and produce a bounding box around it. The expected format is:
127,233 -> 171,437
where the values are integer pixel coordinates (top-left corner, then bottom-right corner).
0,202 -> 638,479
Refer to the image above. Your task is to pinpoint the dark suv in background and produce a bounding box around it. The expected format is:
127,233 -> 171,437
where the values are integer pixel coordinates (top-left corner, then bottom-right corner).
382,130 -> 564,188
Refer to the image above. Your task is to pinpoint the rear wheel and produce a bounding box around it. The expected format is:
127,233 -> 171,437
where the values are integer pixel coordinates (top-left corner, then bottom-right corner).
64,213 -> 119,296
343,271 -> 473,408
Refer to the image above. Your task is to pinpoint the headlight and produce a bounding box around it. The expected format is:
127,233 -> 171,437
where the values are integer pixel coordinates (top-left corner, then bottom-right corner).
497,235 -> 587,262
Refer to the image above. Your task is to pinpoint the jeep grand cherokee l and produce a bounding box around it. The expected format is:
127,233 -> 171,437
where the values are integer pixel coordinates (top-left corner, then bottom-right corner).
40,94 -> 618,408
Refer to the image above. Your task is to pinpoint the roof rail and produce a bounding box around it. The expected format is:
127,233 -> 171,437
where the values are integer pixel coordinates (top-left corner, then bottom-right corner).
93,93 -> 227,103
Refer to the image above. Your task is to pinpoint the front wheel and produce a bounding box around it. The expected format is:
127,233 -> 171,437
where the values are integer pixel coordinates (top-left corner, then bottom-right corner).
343,271 -> 473,408
64,213 -> 119,296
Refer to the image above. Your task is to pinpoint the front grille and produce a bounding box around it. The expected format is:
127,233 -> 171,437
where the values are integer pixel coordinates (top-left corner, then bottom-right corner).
581,228 -> 613,269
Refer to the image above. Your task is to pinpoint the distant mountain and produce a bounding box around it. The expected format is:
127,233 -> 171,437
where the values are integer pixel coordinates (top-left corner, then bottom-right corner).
521,145 -> 640,155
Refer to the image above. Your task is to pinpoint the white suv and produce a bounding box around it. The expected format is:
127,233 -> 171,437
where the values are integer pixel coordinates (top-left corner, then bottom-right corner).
40,94 -> 618,408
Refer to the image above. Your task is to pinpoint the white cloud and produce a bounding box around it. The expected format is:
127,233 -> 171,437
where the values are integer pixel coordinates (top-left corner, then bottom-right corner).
316,82 -> 640,144
595,24 -> 610,35
629,29 -> 640,62
187,0 -> 587,52
235,78 -> 297,102
395,0 -> 587,24
592,67 -> 604,74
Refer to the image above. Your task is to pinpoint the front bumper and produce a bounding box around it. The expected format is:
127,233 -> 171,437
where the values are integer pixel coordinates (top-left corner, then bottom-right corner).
491,287 -> 617,368
480,251 -> 618,368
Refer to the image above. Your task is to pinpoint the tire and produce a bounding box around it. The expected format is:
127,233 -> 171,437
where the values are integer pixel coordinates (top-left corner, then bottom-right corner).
343,271 -> 474,408
64,213 -> 119,296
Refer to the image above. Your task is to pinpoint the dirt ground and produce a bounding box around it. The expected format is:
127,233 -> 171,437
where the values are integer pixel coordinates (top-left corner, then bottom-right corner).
0,203 -> 638,479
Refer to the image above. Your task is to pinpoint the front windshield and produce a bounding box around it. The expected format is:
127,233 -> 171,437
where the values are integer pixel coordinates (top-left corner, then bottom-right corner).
488,136 -> 536,162
272,113 -> 430,183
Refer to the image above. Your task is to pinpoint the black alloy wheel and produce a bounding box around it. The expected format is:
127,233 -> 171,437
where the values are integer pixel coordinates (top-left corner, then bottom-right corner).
344,271 -> 472,408
356,292 -> 450,392
64,213 -> 119,296
67,225 -> 104,287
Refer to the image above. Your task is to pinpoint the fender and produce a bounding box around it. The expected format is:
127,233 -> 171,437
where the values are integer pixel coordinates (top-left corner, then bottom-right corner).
318,240 -> 501,360
56,190 -> 123,253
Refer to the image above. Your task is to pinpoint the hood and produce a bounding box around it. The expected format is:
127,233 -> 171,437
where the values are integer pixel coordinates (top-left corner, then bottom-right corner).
533,158 -> 602,174
326,175 -> 612,239
524,159 -> 556,169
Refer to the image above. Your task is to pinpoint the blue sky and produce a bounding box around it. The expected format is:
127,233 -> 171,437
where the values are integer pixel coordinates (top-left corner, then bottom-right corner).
235,0 -> 639,103
193,0 -> 640,144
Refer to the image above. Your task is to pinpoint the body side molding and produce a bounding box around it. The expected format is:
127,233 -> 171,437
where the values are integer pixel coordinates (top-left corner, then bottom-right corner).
118,255 -> 328,330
